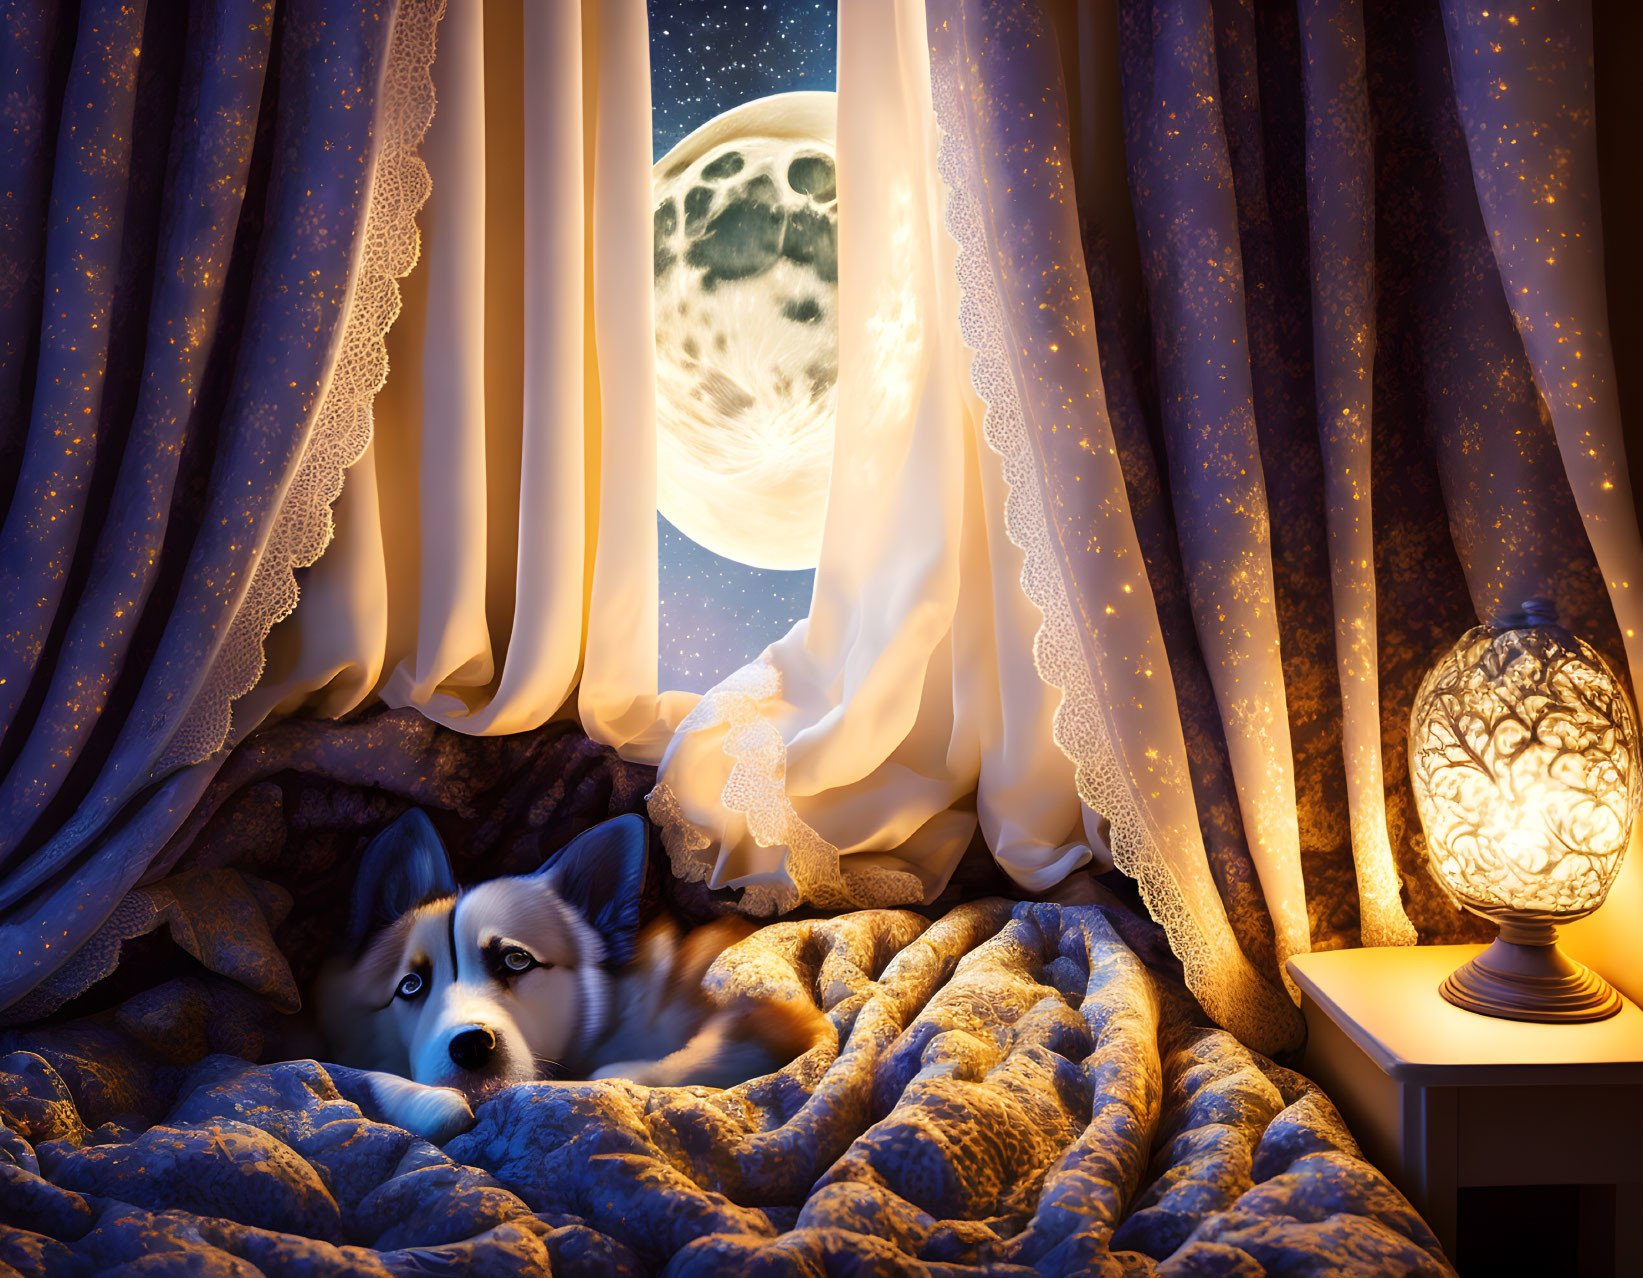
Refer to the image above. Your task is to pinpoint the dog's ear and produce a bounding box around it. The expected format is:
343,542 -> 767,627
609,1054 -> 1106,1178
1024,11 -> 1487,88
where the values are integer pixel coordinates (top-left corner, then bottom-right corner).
346,809 -> 457,954
539,814 -> 647,965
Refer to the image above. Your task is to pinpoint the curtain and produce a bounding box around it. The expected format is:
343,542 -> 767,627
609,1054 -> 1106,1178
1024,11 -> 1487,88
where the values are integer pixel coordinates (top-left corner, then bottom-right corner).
253,0 -> 691,751
266,0 -> 1103,923
928,0 -> 1304,1047
0,0 -> 440,1019
1040,0 -> 1637,1045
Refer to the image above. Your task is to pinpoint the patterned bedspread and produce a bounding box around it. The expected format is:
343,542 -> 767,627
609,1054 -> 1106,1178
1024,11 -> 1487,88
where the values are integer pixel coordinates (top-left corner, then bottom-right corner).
0,900 -> 1453,1276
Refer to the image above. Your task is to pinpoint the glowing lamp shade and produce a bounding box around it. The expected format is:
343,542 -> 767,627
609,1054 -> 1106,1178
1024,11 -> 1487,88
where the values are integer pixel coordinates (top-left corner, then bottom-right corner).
1409,601 -> 1640,1022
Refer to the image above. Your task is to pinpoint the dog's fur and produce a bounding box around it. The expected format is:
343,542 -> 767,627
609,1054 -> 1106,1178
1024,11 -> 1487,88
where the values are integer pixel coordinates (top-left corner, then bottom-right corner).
315,811 -> 827,1142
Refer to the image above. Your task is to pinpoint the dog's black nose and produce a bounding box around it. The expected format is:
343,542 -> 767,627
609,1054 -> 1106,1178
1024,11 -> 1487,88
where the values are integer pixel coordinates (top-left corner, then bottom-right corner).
448,1027 -> 497,1071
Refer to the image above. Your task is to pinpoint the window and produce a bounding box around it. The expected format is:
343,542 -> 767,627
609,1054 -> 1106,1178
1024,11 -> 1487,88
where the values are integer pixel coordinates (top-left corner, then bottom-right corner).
650,1 -> 838,693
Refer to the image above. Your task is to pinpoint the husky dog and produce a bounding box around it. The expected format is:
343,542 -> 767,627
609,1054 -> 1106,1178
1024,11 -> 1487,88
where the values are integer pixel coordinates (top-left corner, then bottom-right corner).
315,811 -> 827,1143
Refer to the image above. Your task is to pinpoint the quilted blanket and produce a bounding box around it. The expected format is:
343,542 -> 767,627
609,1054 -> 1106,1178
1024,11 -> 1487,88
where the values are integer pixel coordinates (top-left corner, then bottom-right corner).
0,900 -> 1452,1276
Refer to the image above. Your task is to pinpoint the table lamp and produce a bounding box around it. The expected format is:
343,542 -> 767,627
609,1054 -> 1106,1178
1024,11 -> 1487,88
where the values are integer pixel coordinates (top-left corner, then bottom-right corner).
1408,600 -> 1640,1022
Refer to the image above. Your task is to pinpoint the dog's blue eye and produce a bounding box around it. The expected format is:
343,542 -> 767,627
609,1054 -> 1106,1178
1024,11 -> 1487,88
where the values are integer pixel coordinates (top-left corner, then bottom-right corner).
396,972 -> 423,999
502,949 -> 533,972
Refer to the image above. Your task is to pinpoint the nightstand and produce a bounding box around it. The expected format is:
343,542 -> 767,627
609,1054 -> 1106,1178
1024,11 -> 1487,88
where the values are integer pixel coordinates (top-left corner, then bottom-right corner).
1287,946 -> 1643,1277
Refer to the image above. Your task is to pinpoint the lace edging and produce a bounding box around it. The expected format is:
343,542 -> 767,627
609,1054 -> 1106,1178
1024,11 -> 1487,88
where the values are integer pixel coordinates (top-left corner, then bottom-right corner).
928,59 -> 1299,1052
158,0 -> 445,771
0,893 -> 159,1026
647,658 -> 925,915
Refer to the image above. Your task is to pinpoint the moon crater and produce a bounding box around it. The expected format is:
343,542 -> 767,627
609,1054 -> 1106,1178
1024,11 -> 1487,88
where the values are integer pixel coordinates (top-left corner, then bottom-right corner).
652,93 -> 838,572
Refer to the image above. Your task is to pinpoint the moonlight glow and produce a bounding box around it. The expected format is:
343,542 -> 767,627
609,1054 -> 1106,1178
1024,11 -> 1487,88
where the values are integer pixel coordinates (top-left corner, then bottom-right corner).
652,92 -> 838,571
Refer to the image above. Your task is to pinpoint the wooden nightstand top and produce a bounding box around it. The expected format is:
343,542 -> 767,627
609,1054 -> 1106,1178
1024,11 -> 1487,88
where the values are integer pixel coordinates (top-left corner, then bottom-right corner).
1286,945 -> 1643,1087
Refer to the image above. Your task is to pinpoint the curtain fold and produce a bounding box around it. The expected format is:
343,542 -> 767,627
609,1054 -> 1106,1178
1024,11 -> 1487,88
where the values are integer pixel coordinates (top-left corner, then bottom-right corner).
0,4 -> 66,502
0,1 -> 271,861
927,0 -> 1303,1049
0,0 -> 439,1018
264,0 -> 693,752
1118,0 -> 1314,983
1297,0 -> 1417,950
0,0 -> 147,753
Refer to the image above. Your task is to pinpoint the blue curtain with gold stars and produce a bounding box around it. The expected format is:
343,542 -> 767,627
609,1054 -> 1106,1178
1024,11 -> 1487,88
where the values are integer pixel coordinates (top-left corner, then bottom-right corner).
1101,0 -> 1633,990
0,0 -> 398,1017
931,0 -> 1635,1038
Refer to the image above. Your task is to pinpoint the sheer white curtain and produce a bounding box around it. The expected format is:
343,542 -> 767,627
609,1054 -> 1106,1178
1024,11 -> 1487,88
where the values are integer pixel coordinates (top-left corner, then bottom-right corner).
652,0 -> 1104,915
253,0 -> 689,754
258,0 -> 1101,921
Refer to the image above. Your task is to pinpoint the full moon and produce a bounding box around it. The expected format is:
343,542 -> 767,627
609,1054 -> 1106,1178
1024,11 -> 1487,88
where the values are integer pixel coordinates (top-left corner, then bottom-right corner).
652,92 -> 838,571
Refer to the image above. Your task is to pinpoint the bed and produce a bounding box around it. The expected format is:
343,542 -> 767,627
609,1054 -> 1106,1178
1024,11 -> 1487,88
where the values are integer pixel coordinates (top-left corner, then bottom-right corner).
0,754 -> 1453,1277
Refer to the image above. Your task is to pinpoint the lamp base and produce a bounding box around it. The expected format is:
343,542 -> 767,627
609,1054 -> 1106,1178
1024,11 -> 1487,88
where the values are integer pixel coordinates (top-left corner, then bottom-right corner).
1441,919 -> 1621,1023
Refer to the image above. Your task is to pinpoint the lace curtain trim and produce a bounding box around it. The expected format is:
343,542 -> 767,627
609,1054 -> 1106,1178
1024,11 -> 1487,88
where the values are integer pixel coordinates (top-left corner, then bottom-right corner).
648,660 -> 925,914
927,59 -> 1293,1049
159,0 -> 444,771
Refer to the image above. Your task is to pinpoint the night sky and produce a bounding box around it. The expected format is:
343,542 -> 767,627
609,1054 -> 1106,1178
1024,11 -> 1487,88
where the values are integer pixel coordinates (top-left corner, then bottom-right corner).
649,0 -> 837,694
649,1 -> 837,160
